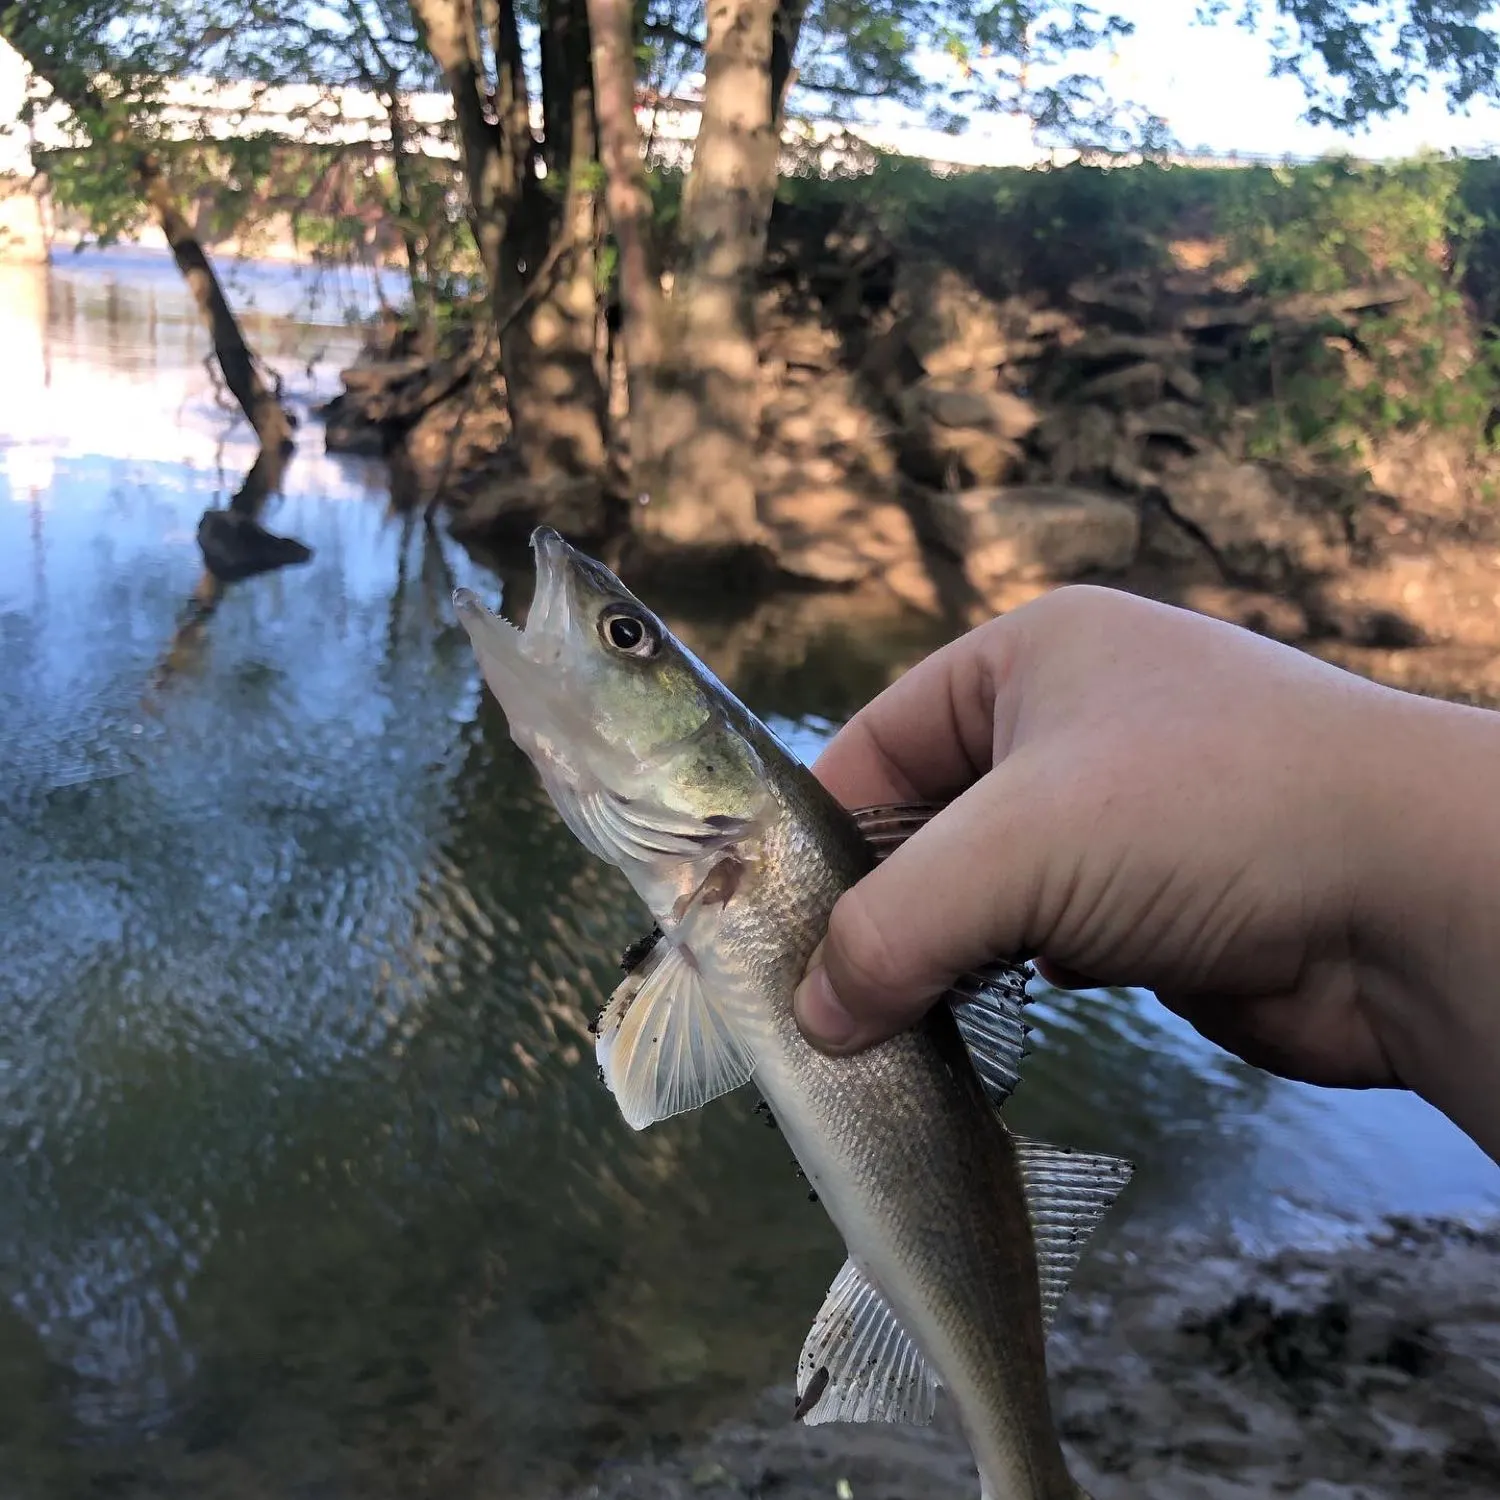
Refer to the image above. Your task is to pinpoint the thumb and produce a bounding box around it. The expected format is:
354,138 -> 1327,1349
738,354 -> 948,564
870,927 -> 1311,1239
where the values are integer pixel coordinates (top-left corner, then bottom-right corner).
793,762 -> 1051,1054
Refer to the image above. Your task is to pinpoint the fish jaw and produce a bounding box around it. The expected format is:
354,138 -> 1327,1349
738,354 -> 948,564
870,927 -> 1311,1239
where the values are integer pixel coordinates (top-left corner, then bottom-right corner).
452,527 -> 586,753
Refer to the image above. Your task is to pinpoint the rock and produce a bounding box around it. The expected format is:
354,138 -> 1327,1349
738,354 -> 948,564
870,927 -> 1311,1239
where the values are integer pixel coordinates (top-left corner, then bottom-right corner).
894,378 -> 1035,488
320,393 -> 387,456
772,536 -> 872,585
1159,454 -> 1349,587
856,318 -> 929,400
764,487 -> 927,594
908,380 -> 1039,440
761,318 -> 839,373
882,556 -> 942,614
892,262 -> 1012,377
1073,361 -> 1167,408
1032,404 -> 1138,489
1125,402 -> 1211,456
927,485 -> 1141,585
1060,331 -> 1196,366
1067,274 -> 1157,329
761,378 -> 892,459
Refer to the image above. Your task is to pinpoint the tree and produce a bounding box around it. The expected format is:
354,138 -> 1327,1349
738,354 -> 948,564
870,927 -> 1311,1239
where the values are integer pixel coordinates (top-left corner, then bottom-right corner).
198,0 -> 465,343
587,0 -> 1149,554
408,0 -> 610,487
0,0 -> 294,463
1199,0 -> 1500,130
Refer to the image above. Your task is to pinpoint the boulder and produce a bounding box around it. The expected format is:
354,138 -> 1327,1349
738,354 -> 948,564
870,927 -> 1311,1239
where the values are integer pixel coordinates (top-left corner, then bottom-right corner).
1158,454 -> 1349,586
895,378 -> 1036,488
910,380 -> 1039,439
1031,404 -> 1134,488
892,262 -> 1012,377
927,485 -> 1141,584
763,486 -> 927,595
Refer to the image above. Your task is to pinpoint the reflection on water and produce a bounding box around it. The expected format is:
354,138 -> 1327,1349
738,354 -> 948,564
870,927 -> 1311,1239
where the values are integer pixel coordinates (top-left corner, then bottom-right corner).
0,251 -> 1496,1497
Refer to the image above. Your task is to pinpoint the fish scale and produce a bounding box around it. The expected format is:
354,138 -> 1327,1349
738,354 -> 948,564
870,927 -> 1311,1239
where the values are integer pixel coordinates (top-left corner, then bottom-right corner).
455,527 -> 1132,1500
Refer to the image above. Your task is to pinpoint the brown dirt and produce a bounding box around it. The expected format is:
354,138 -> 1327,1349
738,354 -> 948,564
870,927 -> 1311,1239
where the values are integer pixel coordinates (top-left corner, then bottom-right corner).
563,1218 -> 1500,1500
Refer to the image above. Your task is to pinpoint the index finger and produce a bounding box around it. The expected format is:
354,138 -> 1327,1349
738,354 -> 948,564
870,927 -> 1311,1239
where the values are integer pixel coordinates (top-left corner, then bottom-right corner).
810,616 -> 1015,809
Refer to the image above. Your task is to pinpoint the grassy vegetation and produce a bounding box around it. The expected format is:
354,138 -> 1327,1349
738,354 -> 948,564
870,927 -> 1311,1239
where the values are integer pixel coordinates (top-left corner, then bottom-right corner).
787,150 -> 1500,468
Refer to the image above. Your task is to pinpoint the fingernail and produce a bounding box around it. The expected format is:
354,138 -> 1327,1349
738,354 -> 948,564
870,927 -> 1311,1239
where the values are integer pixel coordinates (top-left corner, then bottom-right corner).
794,965 -> 859,1052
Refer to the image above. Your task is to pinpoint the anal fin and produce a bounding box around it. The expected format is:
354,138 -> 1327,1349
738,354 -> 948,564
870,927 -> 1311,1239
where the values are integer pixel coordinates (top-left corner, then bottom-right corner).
1014,1137 -> 1133,1331
795,1258 -> 938,1427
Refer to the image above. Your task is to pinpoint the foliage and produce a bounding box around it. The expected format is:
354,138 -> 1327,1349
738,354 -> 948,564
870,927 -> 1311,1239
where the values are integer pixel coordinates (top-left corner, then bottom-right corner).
3,0 -> 464,327
782,148 -> 1500,467
780,153 -> 1229,294
640,0 -> 1166,149
1202,155 -> 1499,459
1200,0 -> 1500,129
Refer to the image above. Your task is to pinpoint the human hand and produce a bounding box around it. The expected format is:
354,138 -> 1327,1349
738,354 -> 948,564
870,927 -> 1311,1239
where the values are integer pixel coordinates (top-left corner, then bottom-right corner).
794,586 -> 1498,1113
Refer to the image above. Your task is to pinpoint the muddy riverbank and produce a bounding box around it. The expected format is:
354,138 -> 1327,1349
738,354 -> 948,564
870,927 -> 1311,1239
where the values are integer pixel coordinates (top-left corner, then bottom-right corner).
566,1217 -> 1500,1500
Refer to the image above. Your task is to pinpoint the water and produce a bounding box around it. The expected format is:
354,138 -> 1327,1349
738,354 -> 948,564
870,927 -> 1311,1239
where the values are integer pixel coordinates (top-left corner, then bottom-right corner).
0,251 -> 1496,1498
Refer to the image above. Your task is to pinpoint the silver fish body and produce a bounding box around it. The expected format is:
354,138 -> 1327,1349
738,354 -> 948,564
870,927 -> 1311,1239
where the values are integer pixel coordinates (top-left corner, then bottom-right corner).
455,529 -> 1130,1500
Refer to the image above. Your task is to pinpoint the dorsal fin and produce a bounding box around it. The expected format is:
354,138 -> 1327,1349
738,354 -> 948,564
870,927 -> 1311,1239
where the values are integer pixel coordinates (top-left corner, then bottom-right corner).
850,801 -> 946,862
1013,1137 -> 1134,1330
853,802 -> 1036,1111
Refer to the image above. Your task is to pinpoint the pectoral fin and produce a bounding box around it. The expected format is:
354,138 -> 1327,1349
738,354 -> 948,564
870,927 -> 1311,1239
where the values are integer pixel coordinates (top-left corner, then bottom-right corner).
593,937 -> 759,1130
1014,1137 -> 1134,1330
795,1257 -> 938,1427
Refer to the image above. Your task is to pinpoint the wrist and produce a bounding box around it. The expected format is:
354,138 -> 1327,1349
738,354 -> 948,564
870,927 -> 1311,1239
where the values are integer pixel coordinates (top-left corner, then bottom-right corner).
1348,685 -> 1500,1161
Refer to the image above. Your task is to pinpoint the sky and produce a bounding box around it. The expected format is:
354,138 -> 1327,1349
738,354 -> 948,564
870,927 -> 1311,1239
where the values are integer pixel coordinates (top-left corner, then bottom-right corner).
8,2 -> 1500,175
856,0 -> 1500,166
1110,0 -> 1500,159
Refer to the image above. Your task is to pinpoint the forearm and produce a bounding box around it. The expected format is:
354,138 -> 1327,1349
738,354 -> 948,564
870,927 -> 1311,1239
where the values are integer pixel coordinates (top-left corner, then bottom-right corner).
1353,688 -> 1500,1161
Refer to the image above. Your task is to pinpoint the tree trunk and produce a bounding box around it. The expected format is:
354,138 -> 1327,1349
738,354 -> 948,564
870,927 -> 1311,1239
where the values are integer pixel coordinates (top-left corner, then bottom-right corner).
771,0 -> 809,127
505,0 -> 607,480
411,0 -> 607,487
136,153 -> 294,467
589,0 -> 807,555
587,0 -> 672,487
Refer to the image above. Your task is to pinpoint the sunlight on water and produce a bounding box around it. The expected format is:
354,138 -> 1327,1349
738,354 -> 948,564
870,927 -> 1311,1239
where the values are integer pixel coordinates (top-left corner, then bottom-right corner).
0,251 -> 1495,1498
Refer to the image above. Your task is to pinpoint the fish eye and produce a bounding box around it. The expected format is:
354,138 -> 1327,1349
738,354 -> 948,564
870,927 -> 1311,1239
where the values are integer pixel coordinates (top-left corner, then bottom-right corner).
598,605 -> 659,658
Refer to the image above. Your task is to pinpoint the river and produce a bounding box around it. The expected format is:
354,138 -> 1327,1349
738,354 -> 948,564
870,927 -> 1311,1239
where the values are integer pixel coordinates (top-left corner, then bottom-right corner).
0,249 -> 1495,1499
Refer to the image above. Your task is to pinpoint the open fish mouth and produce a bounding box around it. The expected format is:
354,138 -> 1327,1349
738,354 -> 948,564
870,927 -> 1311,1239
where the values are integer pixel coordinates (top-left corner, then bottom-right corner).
452,526 -> 574,720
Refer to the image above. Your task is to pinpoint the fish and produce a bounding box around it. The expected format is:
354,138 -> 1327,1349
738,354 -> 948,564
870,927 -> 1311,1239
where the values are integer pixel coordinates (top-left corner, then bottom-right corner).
454,528 -> 1133,1500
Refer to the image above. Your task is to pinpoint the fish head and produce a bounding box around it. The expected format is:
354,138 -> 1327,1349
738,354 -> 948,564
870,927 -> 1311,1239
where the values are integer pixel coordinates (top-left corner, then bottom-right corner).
454,528 -> 773,879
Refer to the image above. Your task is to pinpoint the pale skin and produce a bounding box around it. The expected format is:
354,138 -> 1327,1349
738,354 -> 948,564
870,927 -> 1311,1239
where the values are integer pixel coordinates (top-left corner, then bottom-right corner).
792,585 -> 1500,1167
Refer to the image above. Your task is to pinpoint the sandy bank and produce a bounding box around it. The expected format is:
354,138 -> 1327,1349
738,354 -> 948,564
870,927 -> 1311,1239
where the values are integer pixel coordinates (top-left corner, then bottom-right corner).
565,1217 -> 1500,1500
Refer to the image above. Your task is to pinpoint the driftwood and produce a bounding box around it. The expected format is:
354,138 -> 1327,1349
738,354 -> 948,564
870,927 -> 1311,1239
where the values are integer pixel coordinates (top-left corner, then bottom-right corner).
331,336 -> 488,431
136,153 -> 293,459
